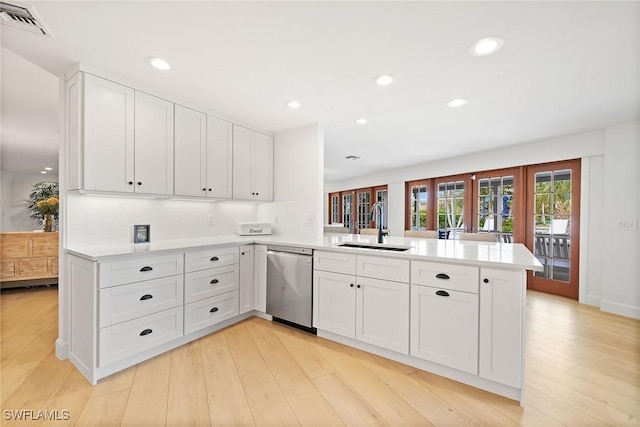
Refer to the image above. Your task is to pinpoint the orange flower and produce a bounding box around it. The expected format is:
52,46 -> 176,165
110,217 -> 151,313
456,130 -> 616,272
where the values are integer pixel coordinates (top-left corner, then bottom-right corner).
36,197 -> 59,215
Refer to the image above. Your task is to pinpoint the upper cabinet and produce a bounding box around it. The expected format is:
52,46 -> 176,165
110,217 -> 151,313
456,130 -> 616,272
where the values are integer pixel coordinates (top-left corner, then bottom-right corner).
174,107 -> 233,199
232,125 -> 273,201
68,73 -> 174,196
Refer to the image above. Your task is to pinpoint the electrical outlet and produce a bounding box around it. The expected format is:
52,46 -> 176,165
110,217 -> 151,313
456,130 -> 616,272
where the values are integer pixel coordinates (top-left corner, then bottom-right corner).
304,215 -> 316,227
616,220 -> 637,231
207,214 -> 215,226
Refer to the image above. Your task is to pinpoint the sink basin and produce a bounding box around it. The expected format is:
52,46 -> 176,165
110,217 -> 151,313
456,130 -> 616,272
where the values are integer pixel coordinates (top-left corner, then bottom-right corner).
337,242 -> 412,252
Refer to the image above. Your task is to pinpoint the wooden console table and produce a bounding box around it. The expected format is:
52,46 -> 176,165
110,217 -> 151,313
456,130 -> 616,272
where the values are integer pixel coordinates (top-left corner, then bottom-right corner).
1,231 -> 59,286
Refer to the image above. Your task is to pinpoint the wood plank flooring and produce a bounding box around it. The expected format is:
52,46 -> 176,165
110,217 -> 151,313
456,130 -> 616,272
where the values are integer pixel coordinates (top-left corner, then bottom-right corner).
1,287 -> 638,426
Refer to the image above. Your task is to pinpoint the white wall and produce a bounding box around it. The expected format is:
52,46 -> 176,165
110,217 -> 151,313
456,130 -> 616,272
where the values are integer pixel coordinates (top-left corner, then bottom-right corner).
0,170 -> 59,232
64,195 -> 258,247
325,121 -> 640,319
257,123 -> 324,240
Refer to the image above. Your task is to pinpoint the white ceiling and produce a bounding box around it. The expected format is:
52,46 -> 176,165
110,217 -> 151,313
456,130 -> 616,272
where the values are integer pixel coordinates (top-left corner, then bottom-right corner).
1,1 -> 639,181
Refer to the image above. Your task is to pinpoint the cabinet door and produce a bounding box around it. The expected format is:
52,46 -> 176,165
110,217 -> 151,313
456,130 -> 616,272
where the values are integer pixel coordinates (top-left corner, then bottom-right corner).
83,74 -> 134,192
356,277 -> 409,354
254,245 -> 268,312
479,268 -> 524,388
410,285 -> 478,374
239,246 -> 255,314
232,124 -> 253,200
313,270 -> 356,338
174,105 -> 207,197
206,117 -> 233,199
134,91 -> 174,195
252,132 -> 273,201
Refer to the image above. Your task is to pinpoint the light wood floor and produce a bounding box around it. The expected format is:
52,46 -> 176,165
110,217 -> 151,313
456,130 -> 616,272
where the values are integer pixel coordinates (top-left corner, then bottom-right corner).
1,287 -> 638,426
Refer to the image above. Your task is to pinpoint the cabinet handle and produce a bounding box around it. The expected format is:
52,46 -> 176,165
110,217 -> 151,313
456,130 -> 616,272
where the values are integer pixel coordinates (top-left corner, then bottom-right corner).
483,278 -> 489,283
435,273 -> 450,280
208,188 -> 212,191
256,192 -> 259,196
356,284 -> 361,288
202,188 -> 207,191
140,328 -> 153,336
210,256 -> 219,262
210,279 -> 219,284
128,181 -> 133,185
241,252 -> 245,255
435,290 -> 450,297
140,294 -> 153,301
350,283 -> 354,287
140,266 -> 153,272
137,182 -> 142,186
210,307 -> 219,313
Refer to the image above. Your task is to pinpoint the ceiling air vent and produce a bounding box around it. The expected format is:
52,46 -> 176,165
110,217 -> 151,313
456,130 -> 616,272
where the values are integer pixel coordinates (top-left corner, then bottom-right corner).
0,1 -> 52,37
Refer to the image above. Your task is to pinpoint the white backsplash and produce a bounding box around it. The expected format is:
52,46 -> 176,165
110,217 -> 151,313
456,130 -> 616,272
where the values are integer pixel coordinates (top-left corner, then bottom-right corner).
65,194 -> 258,246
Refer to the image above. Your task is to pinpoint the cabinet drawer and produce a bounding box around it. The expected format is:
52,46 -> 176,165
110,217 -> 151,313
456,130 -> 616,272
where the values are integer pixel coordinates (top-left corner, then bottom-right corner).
357,255 -> 410,283
50,259 -> 59,276
32,236 -> 58,257
411,261 -> 478,293
1,237 -> 29,259
1,262 -> 16,279
185,246 -> 239,272
98,253 -> 184,288
17,260 -> 51,278
99,275 -> 184,326
184,264 -> 239,303
314,251 -> 356,275
99,306 -> 183,367
184,291 -> 239,334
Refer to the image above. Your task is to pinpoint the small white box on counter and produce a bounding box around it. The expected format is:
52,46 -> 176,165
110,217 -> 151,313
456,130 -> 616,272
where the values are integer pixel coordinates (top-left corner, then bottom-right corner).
237,222 -> 272,236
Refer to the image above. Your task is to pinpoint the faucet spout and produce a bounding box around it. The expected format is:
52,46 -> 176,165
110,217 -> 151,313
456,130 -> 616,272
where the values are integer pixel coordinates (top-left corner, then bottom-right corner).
370,202 -> 386,244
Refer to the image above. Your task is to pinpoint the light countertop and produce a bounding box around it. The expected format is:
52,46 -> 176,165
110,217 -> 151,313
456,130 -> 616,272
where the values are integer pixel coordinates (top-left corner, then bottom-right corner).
66,233 -> 543,271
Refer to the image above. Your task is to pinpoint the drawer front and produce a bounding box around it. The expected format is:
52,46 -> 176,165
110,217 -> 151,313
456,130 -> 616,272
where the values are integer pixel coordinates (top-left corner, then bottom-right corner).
184,291 -> 239,335
50,259 -> 59,276
185,246 -> 239,272
98,253 -> 184,288
314,250 -> 356,275
1,237 -> 29,259
184,264 -> 239,303
357,255 -> 410,283
99,306 -> 184,367
17,260 -> 51,278
32,236 -> 58,257
99,275 -> 184,326
1,262 -> 16,279
411,261 -> 479,293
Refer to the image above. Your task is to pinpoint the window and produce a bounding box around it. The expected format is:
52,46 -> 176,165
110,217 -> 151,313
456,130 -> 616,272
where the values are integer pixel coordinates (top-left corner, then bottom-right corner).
328,192 -> 341,224
436,175 -> 471,238
356,188 -> 372,231
328,185 -> 388,233
405,179 -> 431,230
341,191 -> 354,233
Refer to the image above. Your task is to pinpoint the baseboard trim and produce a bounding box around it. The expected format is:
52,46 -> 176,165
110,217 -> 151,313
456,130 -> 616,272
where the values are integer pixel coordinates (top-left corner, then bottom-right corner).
600,300 -> 640,319
55,338 -> 69,360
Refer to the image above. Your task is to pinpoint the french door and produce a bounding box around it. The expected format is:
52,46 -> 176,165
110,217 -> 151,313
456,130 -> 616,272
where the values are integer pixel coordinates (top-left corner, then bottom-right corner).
526,159 -> 581,299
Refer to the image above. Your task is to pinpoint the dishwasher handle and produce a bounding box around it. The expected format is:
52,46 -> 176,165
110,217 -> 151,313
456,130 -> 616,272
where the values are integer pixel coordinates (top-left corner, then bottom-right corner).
266,245 -> 313,256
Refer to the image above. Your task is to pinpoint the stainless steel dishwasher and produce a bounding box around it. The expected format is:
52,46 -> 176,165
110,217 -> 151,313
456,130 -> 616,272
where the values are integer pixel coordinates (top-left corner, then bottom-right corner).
266,245 -> 316,333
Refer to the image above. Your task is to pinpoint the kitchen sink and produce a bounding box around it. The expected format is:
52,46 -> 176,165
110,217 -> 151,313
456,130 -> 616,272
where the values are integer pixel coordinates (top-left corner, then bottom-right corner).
337,242 -> 412,252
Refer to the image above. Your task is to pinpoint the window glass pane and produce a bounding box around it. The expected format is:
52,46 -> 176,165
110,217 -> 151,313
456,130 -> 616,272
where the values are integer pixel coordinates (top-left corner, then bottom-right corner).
410,184 -> 427,230
438,180 -> 464,237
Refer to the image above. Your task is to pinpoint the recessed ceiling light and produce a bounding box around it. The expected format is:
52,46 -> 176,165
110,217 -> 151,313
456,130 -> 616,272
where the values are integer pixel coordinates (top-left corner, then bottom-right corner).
287,100 -> 301,109
469,37 -> 504,56
355,118 -> 368,125
345,155 -> 361,160
147,57 -> 171,70
374,74 -> 396,86
446,98 -> 469,108
40,171 -> 47,174
44,167 -> 52,171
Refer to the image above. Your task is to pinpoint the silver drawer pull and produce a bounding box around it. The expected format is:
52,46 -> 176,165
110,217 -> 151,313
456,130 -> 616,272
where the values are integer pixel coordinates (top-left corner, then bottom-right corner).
140,294 -> 153,301
140,328 -> 153,336
435,273 -> 450,280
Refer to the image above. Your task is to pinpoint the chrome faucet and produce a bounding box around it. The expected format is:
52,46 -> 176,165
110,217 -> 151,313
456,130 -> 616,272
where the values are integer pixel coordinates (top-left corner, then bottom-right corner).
370,202 -> 387,243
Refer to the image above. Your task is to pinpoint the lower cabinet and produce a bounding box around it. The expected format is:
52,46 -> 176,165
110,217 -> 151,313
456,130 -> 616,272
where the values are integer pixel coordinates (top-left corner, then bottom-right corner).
410,285 -> 478,374
184,291 -> 239,334
313,269 -> 409,354
239,245 -> 255,314
254,245 -> 267,312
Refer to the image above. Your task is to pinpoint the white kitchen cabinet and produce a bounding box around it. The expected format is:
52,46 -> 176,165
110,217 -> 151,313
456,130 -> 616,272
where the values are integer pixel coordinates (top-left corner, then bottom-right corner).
206,116 -> 233,198
313,270 -> 356,337
184,264 -> 239,304
254,245 -> 268,312
67,73 -> 174,195
479,268 -> 524,388
410,285 -> 478,374
174,108 -> 233,199
134,91 -> 174,195
174,104 -> 207,197
77,73 -> 134,192
239,245 -> 255,314
232,125 -> 273,201
184,291 -> 239,335
356,277 -> 409,354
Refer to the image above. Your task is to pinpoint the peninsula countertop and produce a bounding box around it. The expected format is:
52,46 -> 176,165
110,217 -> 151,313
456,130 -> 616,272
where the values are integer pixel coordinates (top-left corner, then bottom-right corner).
66,233 -> 543,271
